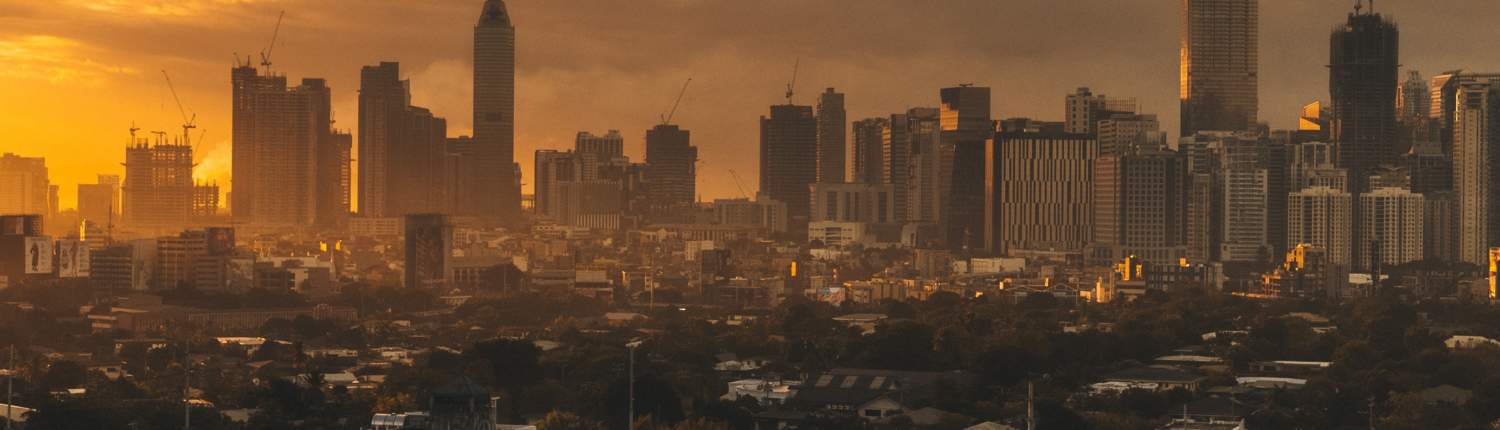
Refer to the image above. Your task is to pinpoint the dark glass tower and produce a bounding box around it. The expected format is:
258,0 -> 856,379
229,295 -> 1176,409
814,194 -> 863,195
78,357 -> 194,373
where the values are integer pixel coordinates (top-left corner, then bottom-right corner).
473,0 -> 518,222
1330,8 -> 1399,194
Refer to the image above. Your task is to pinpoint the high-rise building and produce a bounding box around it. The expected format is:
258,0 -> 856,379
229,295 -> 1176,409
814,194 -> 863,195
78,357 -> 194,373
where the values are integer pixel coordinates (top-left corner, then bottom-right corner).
907,128 -> 953,228
816,88 -> 846,183
1398,70 -> 1432,149
1180,0 -> 1259,136
1097,114 -> 1166,156
1453,78 -> 1500,265
645,124 -> 697,213
1431,71 -> 1500,156
0,153 -> 49,217
77,175 -> 120,227
941,86 -> 993,252
851,118 -> 888,184
809,182 -> 895,224
359,62 -> 450,218
123,139 -> 195,230
576,130 -> 624,159
1064,87 -> 1136,135
759,104 -> 818,224
1186,172 -> 1221,263
1360,187 -> 1424,268
1183,132 -> 1273,262
1091,149 -> 1190,264
317,131 -> 352,227
1288,186 -> 1353,267
230,64 -> 331,229
474,0 -> 519,221
985,125 -> 1095,254
404,214 -> 452,289
884,108 -> 938,224
1329,8 -> 1399,193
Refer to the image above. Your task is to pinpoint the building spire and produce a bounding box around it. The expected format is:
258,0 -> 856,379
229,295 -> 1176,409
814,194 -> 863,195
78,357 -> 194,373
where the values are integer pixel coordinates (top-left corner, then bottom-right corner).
478,0 -> 511,26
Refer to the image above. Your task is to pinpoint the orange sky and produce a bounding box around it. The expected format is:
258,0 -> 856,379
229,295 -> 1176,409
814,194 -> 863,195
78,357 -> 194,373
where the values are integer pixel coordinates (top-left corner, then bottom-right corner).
4,0 -> 1500,210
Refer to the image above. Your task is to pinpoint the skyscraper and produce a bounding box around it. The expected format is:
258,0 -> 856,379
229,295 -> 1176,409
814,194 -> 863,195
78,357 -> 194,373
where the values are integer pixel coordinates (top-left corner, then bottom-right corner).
1453,78 -> 1500,265
474,0 -> 519,222
230,64 -> 331,229
359,62 -> 450,218
1180,0 -> 1259,136
77,175 -> 120,228
1091,149 -> 1190,264
1329,8 -> 1399,193
883,108 -> 937,225
816,88 -> 846,183
759,104 -> 818,225
358,62 -> 405,218
941,85 -> 992,252
317,130 -> 352,227
645,124 -> 697,212
0,153 -> 49,217
851,117 -> 888,184
1360,187 -> 1424,268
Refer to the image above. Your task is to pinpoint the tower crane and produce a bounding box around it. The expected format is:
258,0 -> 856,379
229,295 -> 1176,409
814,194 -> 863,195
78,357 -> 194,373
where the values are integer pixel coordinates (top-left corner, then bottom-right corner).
161,70 -> 197,149
727,169 -> 750,199
259,11 -> 285,72
659,78 -> 692,125
784,58 -> 799,104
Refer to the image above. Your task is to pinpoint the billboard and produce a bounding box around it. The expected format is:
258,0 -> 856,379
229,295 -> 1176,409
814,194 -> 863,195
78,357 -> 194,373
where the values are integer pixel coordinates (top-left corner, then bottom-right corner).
24,236 -> 52,274
56,239 -> 90,278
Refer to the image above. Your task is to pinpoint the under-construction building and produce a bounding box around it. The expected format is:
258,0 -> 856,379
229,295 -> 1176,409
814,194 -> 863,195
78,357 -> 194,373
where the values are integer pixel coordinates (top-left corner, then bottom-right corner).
123,135 -> 221,233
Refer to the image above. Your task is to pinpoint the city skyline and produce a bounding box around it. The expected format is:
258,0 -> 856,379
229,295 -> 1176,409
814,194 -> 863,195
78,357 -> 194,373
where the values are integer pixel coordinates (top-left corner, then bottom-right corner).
5,0 -> 1500,210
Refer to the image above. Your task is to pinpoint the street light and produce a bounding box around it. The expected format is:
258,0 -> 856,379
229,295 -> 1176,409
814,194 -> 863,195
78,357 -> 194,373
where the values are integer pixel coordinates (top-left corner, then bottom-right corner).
625,340 -> 643,430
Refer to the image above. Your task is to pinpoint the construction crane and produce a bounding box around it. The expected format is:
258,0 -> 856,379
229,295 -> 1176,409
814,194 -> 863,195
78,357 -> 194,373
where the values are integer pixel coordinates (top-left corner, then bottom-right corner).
784,58 -> 799,105
129,121 -> 140,140
727,169 -> 750,199
259,10 -> 285,72
161,70 -> 197,149
659,77 -> 692,125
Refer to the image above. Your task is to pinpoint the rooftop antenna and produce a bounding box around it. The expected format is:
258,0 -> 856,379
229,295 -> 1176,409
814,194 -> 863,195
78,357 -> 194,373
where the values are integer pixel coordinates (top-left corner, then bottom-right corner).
259,10 -> 285,73
660,77 -> 692,125
784,58 -> 799,105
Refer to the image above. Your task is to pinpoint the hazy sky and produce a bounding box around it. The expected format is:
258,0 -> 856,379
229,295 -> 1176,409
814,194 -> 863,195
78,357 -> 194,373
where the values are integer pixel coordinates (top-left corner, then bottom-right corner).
4,0 -> 1500,209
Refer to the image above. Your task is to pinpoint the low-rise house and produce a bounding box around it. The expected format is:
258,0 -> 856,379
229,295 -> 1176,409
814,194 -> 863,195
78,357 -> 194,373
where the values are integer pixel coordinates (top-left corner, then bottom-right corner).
722,379 -> 798,406
1100,366 -> 1205,392
788,368 -> 973,420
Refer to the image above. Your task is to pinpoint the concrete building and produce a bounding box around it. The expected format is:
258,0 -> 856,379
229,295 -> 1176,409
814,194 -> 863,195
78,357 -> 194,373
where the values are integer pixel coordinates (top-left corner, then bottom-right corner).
1424,191 -> 1458,262
809,182 -> 895,225
575,130 -> 624,159
644,124 -> 697,214
1180,0 -> 1259,135
760,104 -> 818,224
1288,186 -> 1353,267
851,117 -> 888,185
473,0 -> 519,221
123,140 -> 196,231
815,88 -> 846,183
359,62 -> 450,218
714,195 -> 787,234
885,108 -> 939,224
0,153 -> 49,217
1090,149 -> 1190,264
77,175 -> 120,228
985,125 -> 1095,254
317,130 -> 352,227
941,86 -> 992,252
405,214 -> 453,289
230,64 -> 331,229
1097,114 -> 1166,156
1064,87 -> 1136,135
1360,187 -> 1424,268
906,129 -> 953,229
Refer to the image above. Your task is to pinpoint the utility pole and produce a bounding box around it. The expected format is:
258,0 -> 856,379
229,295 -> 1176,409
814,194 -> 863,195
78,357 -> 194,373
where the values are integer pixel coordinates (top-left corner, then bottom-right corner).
1026,380 -> 1035,430
626,340 -> 642,429
5,345 -> 12,430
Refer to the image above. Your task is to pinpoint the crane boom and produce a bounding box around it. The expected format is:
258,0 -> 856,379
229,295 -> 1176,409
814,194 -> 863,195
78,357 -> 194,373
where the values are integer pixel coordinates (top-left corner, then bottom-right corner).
259,11 -> 285,71
660,77 -> 692,125
161,70 -> 197,148
727,169 -> 750,199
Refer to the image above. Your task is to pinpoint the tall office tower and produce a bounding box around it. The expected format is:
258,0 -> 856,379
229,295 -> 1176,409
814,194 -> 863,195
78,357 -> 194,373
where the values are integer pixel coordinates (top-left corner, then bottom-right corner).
884,108 -> 938,224
1064,87 -> 1137,135
815,88 -> 846,183
358,62 -> 405,218
230,64 -> 331,229
0,153 -> 49,216
1330,8 -> 1399,192
317,130 -> 352,227
759,104 -> 818,224
1360,187 -> 1424,268
359,62 -> 452,218
1431,72 -> 1500,156
645,124 -> 697,212
1288,186 -> 1353,267
985,124 -> 1095,254
907,128 -> 953,228
404,213 -> 453,289
1091,149 -> 1190,264
576,130 -> 624,158
1454,79 -> 1500,264
1187,132 -> 1271,262
1180,0 -> 1259,136
474,0 -> 519,221
123,139 -> 194,230
851,117 -> 888,184
1097,114 -> 1166,156
78,175 -> 120,227
941,86 -> 992,252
